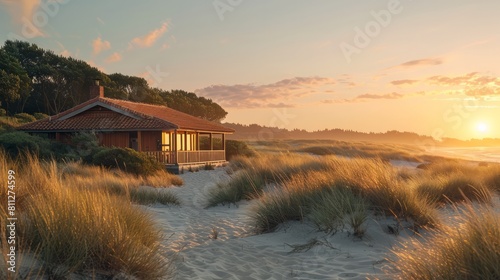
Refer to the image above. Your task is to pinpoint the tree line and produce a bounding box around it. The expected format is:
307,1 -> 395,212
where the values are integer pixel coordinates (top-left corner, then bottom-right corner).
0,40 -> 227,122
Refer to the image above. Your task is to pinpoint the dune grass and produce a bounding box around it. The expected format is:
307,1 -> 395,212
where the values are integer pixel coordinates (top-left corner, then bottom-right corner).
61,161 -> 182,206
214,154 -> 440,233
216,148 -> 500,235
215,140 -> 500,278
0,152 -> 176,279
390,205 -> 500,279
206,154 -> 330,207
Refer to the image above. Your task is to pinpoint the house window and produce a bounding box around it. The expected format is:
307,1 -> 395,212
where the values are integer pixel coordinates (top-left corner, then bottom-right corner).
162,132 -> 171,151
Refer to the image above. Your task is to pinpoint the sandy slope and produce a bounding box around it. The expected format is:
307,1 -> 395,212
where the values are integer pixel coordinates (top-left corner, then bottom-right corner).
149,168 -> 412,280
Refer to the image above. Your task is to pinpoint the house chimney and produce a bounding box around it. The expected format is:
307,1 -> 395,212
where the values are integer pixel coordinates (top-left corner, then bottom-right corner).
90,79 -> 104,99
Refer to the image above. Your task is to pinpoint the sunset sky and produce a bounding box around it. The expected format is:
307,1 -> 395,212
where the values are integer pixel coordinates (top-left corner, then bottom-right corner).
1,0 -> 499,140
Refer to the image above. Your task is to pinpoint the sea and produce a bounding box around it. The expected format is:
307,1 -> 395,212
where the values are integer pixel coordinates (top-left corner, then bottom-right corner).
429,146 -> 500,163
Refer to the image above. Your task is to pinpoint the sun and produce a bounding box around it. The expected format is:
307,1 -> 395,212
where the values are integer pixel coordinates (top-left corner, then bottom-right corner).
476,122 -> 489,133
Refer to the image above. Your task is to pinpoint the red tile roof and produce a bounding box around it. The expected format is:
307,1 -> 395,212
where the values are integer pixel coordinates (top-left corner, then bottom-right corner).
18,97 -> 234,133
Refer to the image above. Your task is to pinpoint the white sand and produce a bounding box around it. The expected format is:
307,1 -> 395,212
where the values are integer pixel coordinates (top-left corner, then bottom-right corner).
149,169 -> 411,280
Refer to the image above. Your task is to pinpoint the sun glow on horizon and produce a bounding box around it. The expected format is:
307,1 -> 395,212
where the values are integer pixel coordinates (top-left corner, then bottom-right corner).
475,122 -> 490,134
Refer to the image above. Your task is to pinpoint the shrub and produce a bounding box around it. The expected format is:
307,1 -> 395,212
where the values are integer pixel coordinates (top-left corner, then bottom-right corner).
0,108 -> 6,116
14,113 -> 36,123
389,206 -> 500,279
225,139 -> 255,160
0,131 -> 52,159
66,131 -> 103,163
33,112 -> 49,120
92,147 -> 163,176
0,117 -> 19,131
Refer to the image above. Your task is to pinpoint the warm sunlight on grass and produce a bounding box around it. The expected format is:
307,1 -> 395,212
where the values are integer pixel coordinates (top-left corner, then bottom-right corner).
389,205 -> 500,279
0,152 -> 177,279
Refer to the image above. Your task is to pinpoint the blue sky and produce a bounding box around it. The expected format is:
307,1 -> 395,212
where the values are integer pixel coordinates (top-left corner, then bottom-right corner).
1,0 -> 500,139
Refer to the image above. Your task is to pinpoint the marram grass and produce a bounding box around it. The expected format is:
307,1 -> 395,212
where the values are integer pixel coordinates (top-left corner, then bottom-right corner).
0,151 -> 174,279
389,205 -> 500,280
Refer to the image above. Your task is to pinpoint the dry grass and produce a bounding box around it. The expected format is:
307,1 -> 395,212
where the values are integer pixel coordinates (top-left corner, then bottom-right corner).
389,205 -> 500,279
239,155 -> 440,233
61,161 -> 182,205
0,152 -> 175,279
207,154 -> 330,207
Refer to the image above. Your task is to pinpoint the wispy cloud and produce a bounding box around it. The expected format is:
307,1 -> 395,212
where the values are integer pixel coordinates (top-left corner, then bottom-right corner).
0,0 -> 44,37
87,60 -> 105,72
55,41 -> 71,57
92,36 -> 111,55
357,92 -> 403,100
196,76 -> 335,108
129,22 -> 169,49
399,57 -> 444,68
322,92 -> 405,104
391,79 -> 418,86
105,52 -> 122,63
161,43 -> 170,50
428,72 -> 500,96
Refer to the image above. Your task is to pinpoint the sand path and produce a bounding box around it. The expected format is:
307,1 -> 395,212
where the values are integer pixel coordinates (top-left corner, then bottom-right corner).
149,169 -> 398,280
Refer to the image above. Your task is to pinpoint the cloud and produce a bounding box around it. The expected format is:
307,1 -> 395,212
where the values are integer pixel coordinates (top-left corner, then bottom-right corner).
55,41 -> 71,57
356,92 -> 403,100
391,79 -> 418,86
399,57 -> 444,67
196,76 -> 335,108
86,60 -> 105,72
427,72 -> 500,89
92,37 -> 111,55
0,0 -> 44,37
60,49 -> 71,57
423,72 -> 500,97
105,52 -> 122,63
322,92 -> 405,104
130,22 -> 169,49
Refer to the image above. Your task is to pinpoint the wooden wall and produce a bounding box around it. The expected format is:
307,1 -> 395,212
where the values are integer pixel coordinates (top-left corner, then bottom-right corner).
98,132 -> 129,148
140,131 -> 162,151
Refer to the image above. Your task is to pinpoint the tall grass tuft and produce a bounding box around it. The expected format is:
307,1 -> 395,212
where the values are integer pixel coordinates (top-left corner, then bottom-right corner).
207,154 -> 330,206
244,155 -> 440,233
0,152 -> 171,279
389,205 -> 500,279
415,173 -> 492,205
309,187 -> 367,236
130,187 -> 180,205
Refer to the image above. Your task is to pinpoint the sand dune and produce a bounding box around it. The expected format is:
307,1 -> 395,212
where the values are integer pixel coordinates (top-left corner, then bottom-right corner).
149,169 -> 411,280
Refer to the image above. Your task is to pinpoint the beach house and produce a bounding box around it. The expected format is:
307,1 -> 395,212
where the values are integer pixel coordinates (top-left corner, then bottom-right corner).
18,80 -> 234,172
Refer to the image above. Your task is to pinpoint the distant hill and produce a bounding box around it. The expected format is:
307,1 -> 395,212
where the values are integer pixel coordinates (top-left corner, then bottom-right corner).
224,123 -> 500,147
